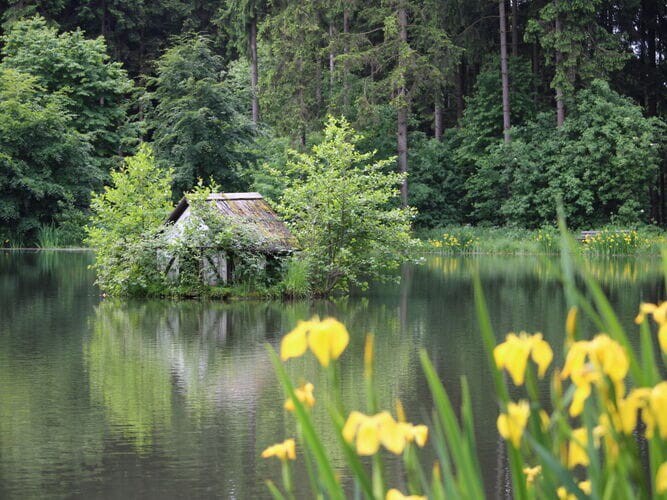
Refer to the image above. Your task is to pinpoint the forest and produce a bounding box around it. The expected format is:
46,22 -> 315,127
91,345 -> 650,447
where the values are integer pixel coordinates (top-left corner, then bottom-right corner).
0,0 -> 665,246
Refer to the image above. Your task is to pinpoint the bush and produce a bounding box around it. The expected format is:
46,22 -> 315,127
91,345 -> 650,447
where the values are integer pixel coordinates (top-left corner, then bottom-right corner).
85,144 -> 174,296
468,81 -> 665,228
277,116 -> 417,295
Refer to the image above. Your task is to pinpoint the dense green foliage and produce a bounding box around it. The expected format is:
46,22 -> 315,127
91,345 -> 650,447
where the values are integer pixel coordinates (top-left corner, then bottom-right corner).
0,0 -> 665,246
0,68 -> 96,243
85,145 -> 173,295
149,35 -> 256,198
467,80 -> 664,227
1,16 -> 136,167
277,117 -> 416,295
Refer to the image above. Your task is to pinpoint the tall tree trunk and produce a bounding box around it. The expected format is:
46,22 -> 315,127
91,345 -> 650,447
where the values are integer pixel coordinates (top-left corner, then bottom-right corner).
397,6 -> 409,206
316,54 -> 323,106
455,61 -> 465,122
511,0 -> 518,57
329,22 -> 335,94
343,6 -> 350,113
642,0 -> 657,116
100,0 -> 107,38
555,12 -> 565,127
297,57 -> 306,147
249,17 -> 260,124
499,0 -> 511,143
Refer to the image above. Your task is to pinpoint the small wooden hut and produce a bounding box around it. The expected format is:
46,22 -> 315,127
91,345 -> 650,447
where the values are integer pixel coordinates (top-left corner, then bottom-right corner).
162,192 -> 295,285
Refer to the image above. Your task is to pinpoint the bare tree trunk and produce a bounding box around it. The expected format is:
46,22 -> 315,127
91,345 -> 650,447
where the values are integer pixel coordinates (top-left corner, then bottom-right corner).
343,6 -> 350,112
555,12 -> 565,127
455,61 -> 465,122
397,6 -> 409,206
316,54 -> 322,107
642,0 -> 657,116
329,22 -> 335,93
100,0 -> 107,37
297,57 -> 306,147
499,0 -> 511,143
511,0 -> 518,57
249,17 -> 260,124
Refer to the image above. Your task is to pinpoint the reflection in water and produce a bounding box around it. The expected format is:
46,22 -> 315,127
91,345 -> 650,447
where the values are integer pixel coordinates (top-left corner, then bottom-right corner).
0,251 -> 664,498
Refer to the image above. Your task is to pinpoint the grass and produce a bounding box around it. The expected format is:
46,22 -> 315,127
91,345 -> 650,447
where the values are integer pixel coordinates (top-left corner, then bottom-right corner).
419,225 -> 667,256
36,223 -> 64,248
280,256 -> 311,298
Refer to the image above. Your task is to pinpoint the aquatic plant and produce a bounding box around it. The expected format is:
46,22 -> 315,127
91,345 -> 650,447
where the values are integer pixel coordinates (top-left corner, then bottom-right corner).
582,229 -> 649,256
36,223 -> 63,248
264,227 -> 667,499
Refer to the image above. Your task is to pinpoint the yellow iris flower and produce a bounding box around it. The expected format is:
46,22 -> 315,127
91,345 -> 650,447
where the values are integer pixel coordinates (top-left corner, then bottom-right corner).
557,480 -> 591,499
523,465 -> 542,485
343,411 -> 427,455
650,381 -> 667,439
617,388 -> 652,435
280,316 -> 350,367
261,438 -> 296,461
657,462 -> 667,494
567,428 -> 590,469
497,400 -> 530,448
386,489 -> 426,500
561,334 -> 628,416
284,382 -> 315,412
493,332 -> 553,385
399,423 -> 429,447
635,302 -> 667,352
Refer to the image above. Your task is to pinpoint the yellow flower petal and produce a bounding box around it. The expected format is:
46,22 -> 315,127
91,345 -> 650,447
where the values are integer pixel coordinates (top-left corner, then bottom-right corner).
413,425 -> 428,447
654,303 -> 667,324
323,317 -> 350,360
523,465 -> 541,485
635,303 -> 657,324
494,333 -> 531,385
567,428 -> 589,469
578,480 -> 591,495
306,317 -> 350,366
261,438 -> 296,461
531,335 -> 553,378
386,489 -> 426,500
378,415 -> 406,455
650,382 -> 667,439
657,462 -> 667,494
284,382 -> 315,412
285,438 -> 296,460
308,323 -> 332,366
343,411 -> 365,444
497,401 -> 530,448
280,321 -> 309,361
659,323 -> 667,353
570,383 -> 591,417
356,419 -> 381,455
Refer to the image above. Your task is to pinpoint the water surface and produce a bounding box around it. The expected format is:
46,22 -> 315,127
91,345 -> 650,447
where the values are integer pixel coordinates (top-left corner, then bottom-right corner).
0,251 -> 662,498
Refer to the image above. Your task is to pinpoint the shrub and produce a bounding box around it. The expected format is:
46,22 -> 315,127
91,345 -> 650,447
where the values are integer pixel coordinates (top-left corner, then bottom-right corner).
277,116 -> 417,296
85,144 -> 174,296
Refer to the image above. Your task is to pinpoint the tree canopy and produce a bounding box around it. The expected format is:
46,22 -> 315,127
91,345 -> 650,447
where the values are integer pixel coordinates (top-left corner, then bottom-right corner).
0,0 -> 665,245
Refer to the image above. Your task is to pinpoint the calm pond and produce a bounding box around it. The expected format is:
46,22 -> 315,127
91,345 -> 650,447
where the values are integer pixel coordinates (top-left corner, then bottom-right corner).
0,251 -> 663,499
